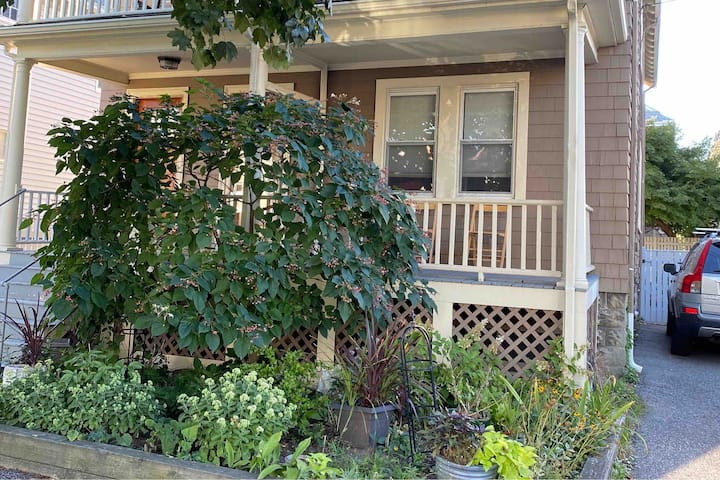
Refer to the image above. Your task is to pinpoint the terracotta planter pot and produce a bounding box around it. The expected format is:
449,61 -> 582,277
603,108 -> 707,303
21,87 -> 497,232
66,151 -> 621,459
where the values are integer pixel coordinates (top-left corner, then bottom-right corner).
331,403 -> 396,449
435,455 -> 498,480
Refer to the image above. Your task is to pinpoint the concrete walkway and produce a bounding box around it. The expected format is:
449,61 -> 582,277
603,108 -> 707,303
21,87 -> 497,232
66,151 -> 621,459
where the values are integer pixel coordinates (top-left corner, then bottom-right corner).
633,324 -> 720,479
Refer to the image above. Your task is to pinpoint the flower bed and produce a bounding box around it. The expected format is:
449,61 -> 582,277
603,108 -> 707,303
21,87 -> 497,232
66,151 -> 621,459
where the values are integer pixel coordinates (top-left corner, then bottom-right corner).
0,332 -> 636,479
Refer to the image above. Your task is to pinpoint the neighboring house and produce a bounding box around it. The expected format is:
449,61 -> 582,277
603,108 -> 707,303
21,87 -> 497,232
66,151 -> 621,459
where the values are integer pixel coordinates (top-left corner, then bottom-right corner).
0,5 -> 101,238
0,0 -> 660,376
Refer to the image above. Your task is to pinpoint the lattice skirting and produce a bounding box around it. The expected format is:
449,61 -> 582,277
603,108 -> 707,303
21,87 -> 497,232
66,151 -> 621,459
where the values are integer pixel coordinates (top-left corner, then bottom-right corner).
452,303 -> 562,378
133,330 -> 227,362
132,327 -> 318,363
334,299 -> 433,359
270,327 -> 318,362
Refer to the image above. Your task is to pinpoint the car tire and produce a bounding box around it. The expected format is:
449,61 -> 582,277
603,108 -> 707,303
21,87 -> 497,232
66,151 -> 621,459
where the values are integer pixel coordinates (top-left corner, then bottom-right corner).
666,308 -> 675,336
670,330 -> 691,356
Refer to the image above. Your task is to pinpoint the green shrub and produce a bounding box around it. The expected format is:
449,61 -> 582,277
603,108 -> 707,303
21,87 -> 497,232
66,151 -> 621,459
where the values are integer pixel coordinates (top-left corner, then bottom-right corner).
0,351 -> 162,446
174,369 -> 296,468
229,348 -> 328,438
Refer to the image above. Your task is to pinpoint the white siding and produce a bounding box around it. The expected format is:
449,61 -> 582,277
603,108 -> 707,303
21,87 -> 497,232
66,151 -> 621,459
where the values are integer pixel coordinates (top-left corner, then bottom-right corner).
0,46 -> 101,193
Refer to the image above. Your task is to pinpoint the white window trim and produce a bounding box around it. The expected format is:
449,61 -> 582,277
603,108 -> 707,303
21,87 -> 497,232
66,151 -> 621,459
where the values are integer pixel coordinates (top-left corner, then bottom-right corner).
373,73 -> 529,200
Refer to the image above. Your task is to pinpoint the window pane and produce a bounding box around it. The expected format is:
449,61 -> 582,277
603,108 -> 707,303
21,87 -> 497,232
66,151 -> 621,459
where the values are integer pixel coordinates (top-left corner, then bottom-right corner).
388,95 -> 436,141
463,91 -> 514,140
461,144 -> 512,192
388,144 -> 434,192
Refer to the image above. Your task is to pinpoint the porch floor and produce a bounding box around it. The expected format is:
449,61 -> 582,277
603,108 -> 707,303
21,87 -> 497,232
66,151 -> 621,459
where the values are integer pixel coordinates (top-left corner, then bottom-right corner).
418,267 -> 561,289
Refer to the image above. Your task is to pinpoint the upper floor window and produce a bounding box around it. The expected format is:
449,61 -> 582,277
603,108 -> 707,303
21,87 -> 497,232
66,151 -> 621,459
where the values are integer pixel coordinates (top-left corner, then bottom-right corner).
374,73 -> 529,199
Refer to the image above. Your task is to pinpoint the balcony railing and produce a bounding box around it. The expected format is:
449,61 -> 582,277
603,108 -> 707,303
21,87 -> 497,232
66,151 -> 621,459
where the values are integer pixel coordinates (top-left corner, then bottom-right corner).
22,0 -> 173,23
412,199 -> 564,279
16,189 -> 62,246
18,0 -> 353,23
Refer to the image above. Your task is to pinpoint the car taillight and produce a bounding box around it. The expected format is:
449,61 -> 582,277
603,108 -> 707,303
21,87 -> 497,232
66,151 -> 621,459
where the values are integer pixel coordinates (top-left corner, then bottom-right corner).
681,241 -> 712,294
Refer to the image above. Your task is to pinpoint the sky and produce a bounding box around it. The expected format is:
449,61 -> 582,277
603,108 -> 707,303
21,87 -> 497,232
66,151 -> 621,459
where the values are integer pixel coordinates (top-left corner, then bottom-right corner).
645,0 -> 720,146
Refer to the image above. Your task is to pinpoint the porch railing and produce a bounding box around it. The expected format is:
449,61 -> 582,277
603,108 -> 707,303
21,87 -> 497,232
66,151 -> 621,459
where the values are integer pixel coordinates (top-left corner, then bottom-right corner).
24,0 -> 173,22
412,199 -> 564,278
16,190 -> 62,245
21,0 -> 347,23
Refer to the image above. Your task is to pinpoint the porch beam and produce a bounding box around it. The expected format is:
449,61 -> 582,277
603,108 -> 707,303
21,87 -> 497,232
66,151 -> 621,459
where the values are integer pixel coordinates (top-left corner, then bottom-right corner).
0,56 -> 35,250
562,0 -> 589,364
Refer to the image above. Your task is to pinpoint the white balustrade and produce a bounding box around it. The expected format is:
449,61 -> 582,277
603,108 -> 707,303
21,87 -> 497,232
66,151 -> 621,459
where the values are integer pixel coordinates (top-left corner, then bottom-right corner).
26,0 -> 173,22
411,199 -> 565,277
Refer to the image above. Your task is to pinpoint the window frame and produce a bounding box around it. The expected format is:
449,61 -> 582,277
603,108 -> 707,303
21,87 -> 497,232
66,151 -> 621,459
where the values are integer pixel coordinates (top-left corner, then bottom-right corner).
373,73 -> 529,200
383,87 -> 439,195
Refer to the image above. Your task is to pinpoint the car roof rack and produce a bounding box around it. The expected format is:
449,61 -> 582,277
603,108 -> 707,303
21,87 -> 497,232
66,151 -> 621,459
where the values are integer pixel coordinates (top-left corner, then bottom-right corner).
693,227 -> 720,238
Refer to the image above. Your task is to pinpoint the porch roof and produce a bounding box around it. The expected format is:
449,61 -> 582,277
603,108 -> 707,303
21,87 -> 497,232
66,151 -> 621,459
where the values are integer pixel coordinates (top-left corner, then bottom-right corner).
0,0 -> 628,85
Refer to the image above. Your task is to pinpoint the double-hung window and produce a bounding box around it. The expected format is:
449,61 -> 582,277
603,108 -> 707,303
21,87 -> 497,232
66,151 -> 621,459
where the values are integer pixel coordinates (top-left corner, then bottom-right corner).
385,91 -> 437,192
374,73 -> 529,199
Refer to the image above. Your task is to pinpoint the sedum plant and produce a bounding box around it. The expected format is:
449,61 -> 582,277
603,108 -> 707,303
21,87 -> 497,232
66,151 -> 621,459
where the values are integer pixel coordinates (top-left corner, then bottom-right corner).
0,351 -> 161,446
36,89 -> 434,356
173,369 -> 296,468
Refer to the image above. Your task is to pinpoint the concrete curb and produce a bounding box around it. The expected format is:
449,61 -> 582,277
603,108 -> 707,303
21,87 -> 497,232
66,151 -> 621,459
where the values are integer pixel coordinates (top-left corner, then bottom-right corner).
579,415 -> 626,480
0,424 -> 255,479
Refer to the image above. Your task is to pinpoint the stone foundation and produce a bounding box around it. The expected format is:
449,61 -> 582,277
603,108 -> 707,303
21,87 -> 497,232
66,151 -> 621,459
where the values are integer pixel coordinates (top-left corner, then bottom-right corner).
596,292 -> 628,377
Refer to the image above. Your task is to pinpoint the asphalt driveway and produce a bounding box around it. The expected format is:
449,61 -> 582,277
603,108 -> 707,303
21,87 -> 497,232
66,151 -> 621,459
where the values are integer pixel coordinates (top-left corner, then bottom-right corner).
632,323 -> 720,479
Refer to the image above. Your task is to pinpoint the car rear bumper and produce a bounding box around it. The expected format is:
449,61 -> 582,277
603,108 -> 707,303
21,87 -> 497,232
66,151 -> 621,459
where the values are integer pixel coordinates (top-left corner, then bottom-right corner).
677,312 -> 720,338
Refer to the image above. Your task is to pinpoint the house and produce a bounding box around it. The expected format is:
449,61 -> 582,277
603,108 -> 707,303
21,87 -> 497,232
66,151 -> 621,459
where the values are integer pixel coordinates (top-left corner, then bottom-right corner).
0,5 -> 101,247
0,0 -> 660,377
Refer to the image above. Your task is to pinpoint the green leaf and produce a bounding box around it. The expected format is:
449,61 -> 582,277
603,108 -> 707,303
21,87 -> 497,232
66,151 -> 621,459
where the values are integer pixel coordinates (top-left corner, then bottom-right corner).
231,336 -> 251,359
205,332 -> 220,352
181,423 -> 198,442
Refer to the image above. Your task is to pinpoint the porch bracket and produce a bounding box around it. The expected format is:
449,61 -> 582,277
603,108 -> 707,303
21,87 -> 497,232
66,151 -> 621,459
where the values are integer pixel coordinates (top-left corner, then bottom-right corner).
562,0 -> 590,370
0,56 -> 35,251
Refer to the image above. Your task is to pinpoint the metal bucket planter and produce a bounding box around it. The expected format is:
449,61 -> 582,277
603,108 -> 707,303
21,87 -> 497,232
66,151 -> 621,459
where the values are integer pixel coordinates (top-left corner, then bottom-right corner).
435,455 -> 499,480
331,403 -> 396,449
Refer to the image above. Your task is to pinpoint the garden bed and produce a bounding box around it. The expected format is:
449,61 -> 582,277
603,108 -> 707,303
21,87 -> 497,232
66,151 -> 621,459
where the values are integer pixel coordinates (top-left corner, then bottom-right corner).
0,424 -> 253,479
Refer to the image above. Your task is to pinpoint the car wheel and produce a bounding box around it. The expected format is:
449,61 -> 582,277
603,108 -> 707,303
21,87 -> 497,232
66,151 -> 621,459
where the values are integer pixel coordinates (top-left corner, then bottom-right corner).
670,330 -> 691,356
666,308 -> 675,336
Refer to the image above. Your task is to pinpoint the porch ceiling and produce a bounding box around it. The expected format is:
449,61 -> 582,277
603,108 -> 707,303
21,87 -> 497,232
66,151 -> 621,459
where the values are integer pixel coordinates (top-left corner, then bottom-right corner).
0,0 -> 622,83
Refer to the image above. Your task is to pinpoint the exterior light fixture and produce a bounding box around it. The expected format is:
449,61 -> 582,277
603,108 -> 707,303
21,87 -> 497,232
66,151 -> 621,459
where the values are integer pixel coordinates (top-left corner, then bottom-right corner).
157,56 -> 181,70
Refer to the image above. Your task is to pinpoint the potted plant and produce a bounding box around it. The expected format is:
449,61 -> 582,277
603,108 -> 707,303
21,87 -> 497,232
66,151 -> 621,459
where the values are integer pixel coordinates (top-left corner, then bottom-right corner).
2,297 -> 60,384
428,418 -> 537,480
330,314 -> 405,449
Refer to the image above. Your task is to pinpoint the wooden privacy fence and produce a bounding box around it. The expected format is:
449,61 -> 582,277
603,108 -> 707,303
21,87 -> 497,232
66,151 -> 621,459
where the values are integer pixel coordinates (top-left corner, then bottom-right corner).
640,248 -> 685,324
643,236 -> 696,251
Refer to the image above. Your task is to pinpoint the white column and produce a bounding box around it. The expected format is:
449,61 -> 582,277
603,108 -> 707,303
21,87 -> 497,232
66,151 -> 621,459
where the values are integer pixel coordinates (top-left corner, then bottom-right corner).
0,57 -> 34,250
562,3 -> 589,365
241,44 -> 269,231
249,43 -> 268,96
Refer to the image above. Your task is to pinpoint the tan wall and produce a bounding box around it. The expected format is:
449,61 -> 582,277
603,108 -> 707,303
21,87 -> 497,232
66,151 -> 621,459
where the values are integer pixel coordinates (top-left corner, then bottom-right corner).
585,42 -> 634,295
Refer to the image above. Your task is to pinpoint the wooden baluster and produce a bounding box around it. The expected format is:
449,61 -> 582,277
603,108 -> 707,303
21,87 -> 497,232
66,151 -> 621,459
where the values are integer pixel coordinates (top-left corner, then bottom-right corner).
520,204 -> 527,271
462,203 -> 470,267
535,205 -> 542,271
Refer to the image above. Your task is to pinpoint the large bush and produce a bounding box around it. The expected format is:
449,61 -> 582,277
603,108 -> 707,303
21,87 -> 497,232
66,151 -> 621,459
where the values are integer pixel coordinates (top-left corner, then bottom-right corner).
37,90 -> 434,353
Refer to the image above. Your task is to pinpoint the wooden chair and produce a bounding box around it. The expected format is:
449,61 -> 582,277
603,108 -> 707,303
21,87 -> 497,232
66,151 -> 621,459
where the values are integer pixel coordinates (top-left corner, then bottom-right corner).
467,204 -> 508,269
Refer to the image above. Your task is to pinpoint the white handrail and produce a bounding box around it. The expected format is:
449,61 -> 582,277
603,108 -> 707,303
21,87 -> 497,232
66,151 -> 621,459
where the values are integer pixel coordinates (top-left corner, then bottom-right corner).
28,0 -> 173,22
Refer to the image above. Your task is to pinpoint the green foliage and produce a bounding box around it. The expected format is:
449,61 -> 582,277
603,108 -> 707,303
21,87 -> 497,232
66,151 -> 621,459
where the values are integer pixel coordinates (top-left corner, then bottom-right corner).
38,91 -> 434,355
490,342 -> 633,478
141,362 -> 222,418
0,352 -> 162,446
645,122 -> 719,236
228,348 -> 327,437
471,427 -> 537,480
169,0 -> 330,69
431,326 -> 504,415
256,433 -> 341,479
173,369 -> 296,467
327,438 -> 424,480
